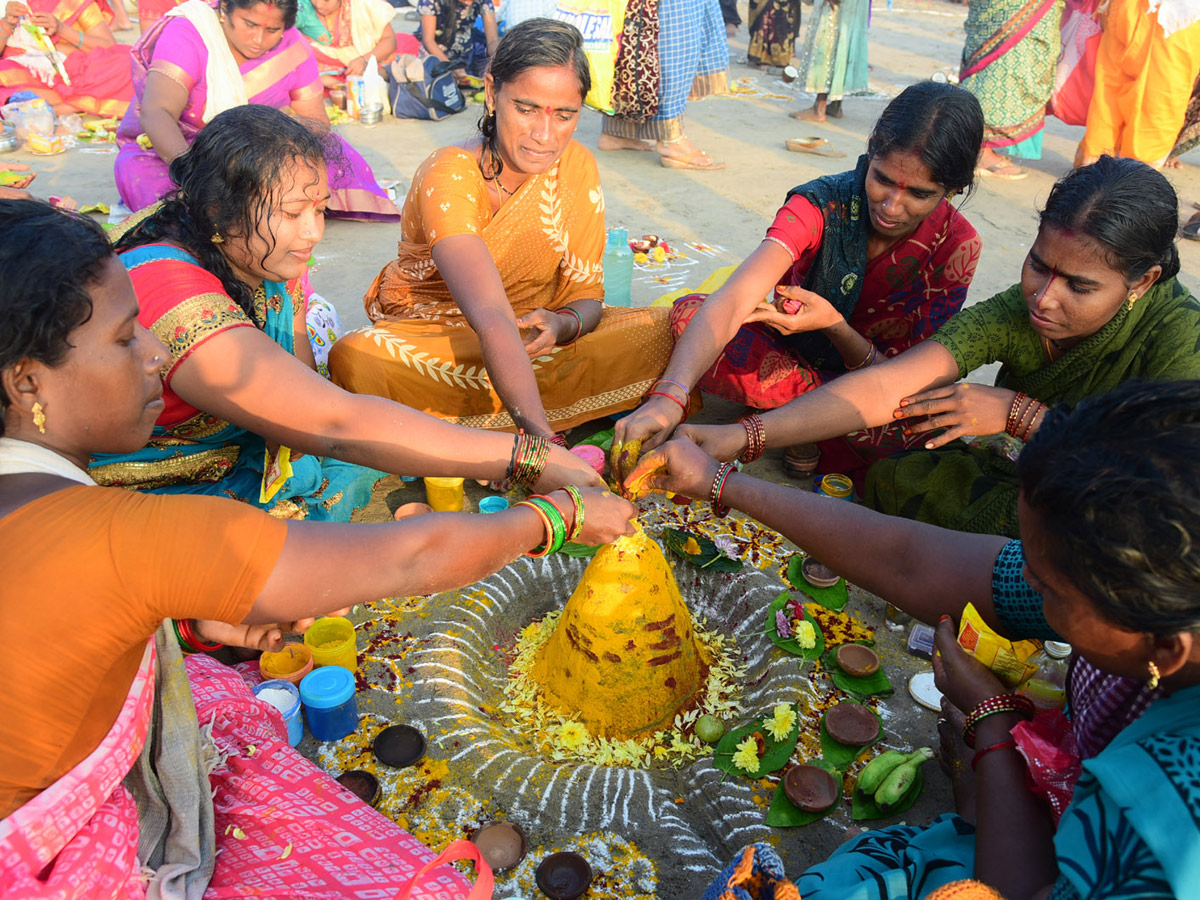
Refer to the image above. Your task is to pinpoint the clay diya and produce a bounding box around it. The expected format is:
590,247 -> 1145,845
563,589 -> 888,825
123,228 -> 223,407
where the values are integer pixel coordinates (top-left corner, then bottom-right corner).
824,702 -> 881,746
471,821 -> 528,874
535,852 -> 593,900
373,724 -> 426,768
783,764 -> 839,813
835,643 -> 881,678
801,557 -> 841,589
335,770 -> 380,806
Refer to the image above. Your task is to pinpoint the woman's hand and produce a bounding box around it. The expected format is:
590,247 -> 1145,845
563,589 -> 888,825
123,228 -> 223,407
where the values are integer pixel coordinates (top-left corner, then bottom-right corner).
743,285 -> 844,335
533,442 -> 605,492
675,422 -> 747,462
344,55 -> 367,77
624,435 -> 720,500
516,308 -> 566,357
193,610 -> 350,653
613,394 -> 686,452
895,383 -> 1016,449
28,9 -> 59,33
931,617 -> 1007,713
547,486 -> 637,544
4,2 -> 26,26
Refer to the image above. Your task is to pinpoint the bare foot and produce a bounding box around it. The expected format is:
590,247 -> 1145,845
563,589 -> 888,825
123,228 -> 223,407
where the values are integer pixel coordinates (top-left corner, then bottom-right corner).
789,105 -> 826,122
938,699 -> 977,824
598,133 -> 654,152
1162,157 -> 1183,169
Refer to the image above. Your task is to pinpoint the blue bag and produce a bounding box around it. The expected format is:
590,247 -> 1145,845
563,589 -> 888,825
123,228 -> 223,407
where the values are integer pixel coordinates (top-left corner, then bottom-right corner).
388,55 -> 466,120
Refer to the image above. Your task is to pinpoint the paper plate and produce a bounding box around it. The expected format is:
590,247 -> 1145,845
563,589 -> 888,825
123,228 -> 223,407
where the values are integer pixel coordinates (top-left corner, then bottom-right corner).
908,671 -> 943,711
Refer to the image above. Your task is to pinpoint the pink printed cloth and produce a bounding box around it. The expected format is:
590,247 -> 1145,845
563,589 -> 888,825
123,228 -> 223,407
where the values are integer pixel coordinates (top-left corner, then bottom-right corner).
1,647 -> 473,900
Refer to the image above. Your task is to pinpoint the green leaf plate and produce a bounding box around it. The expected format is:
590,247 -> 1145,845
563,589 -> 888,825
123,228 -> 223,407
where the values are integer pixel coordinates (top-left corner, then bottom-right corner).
663,528 -> 743,573
712,705 -> 801,778
786,554 -> 849,611
764,758 -> 843,827
766,591 -> 825,661
818,705 -> 882,771
560,542 -> 601,558
851,764 -> 925,820
822,643 -> 893,700
575,426 -> 615,452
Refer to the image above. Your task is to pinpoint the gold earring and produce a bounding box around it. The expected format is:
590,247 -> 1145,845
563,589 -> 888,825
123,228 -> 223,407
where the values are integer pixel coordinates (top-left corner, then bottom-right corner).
1147,661 -> 1160,690
211,231 -> 224,244
1126,291 -> 1138,310
31,401 -> 46,434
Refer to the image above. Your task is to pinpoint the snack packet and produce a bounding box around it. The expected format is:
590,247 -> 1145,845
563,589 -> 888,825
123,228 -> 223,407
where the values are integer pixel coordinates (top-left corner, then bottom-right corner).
956,602 -> 1041,687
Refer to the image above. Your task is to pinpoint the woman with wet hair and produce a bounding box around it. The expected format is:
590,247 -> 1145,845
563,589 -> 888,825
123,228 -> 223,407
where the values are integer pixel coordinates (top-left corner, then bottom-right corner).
671,155 -> 1200,537
331,18 -> 674,439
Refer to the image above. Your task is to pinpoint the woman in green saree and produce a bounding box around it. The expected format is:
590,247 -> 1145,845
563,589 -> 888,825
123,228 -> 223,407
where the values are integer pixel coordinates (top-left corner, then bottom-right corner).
675,155 -> 1200,537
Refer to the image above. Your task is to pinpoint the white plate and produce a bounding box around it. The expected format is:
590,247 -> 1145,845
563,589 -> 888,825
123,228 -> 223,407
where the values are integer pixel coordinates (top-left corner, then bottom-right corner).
908,671 -> 943,711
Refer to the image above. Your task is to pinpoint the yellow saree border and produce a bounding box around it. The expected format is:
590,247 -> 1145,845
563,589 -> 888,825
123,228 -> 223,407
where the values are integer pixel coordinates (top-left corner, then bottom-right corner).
149,59 -> 196,93
243,38 -> 313,98
148,292 -> 253,373
89,445 -> 241,489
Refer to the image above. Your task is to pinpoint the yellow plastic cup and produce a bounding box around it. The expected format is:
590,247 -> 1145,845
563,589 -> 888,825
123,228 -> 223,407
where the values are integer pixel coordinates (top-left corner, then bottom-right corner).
424,476 -> 465,512
303,616 -> 358,673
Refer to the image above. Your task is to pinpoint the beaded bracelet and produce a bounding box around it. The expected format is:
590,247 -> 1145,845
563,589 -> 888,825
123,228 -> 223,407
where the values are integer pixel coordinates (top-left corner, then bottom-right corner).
562,485 -> 586,542
962,694 -> 1035,747
646,390 -> 688,420
173,618 -> 224,654
1005,392 -> 1029,437
710,462 -> 736,518
557,308 -> 584,344
971,739 -> 1019,772
526,496 -> 567,555
738,414 -> 765,463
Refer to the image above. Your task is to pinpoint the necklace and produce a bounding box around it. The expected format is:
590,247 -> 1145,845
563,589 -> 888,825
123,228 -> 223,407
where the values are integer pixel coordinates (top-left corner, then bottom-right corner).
1041,335 -> 1066,362
491,172 -> 515,197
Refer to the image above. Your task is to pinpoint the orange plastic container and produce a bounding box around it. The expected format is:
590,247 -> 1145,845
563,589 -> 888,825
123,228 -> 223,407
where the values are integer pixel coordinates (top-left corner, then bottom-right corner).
259,642 -> 315,685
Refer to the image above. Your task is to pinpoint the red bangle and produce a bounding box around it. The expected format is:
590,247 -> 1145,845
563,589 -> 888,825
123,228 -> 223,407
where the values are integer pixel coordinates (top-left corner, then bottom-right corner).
962,694 -> 1035,748
178,618 -> 224,652
971,740 -> 1019,771
556,308 -> 584,344
738,414 -> 765,463
710,462 -> 735,518
645,390 -> 688,419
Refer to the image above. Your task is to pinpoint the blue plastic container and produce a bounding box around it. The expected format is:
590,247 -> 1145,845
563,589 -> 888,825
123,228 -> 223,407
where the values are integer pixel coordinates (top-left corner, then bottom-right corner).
478,495 -> 509,514
603,228 -> 633,307
253,679 -> 303,747
299,665 -> 359,742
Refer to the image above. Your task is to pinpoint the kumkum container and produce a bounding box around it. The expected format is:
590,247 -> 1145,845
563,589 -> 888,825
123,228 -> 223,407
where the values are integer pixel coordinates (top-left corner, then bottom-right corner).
304,616 -> 358,672
259,642 -> 314,686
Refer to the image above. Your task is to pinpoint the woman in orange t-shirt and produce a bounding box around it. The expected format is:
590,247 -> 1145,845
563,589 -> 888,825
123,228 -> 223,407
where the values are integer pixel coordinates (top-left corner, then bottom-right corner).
0,200 -> 634,898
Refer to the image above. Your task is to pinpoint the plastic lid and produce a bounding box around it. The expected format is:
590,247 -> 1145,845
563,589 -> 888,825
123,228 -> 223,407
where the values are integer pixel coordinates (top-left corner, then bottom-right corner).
299,665 -> 356,708
1044,641 -> 1072,659
606,227 -> 629,243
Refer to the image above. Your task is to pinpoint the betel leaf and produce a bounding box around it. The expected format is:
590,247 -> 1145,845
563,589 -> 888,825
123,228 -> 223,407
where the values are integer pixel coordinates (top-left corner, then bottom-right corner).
575,426 -> 615,452
818,706 -> 882,770
712,705 -> 801,778
559,542 -> 600,558
822,644 -> 893,699
662,528 -> 743,573
766,591 -> 825,661
786,554 -> 849,611
763,758 -> 843,827
851,764 -> 925,821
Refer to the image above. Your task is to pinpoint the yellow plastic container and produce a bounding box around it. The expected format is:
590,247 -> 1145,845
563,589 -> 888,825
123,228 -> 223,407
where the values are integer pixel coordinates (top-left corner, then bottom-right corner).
424,476 -> 465,512
303,616 -> 358,673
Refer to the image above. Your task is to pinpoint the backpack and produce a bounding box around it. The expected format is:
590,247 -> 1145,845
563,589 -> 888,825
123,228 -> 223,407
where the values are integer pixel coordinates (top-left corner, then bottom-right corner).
388,55 -> 466,120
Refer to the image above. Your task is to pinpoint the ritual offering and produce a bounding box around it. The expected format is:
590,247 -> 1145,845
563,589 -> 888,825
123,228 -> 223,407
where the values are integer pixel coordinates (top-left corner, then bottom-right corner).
853,747 -> 933,816
335,769 -> 380,806
956,602 -> 1040,687
535,852 -> 593,900
835,643 -> 880,678
695,714 -> 726,744
824,701 -> 881,746
259,642 -> 315,686
783,763 -> 840,813
304,615 -> 358,672
373,724 -> 426,768
801,557 -> 841,589
765,591 -> 825,660
471,821 -> 528,874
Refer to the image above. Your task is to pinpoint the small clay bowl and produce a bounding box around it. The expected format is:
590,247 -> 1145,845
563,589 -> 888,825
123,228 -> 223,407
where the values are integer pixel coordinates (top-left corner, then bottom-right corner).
535,852 -> 593,900
373,724 -> 426,768
802,556 -> 841,589
393,501 -> 434,521
336,769 -> 380,806
783,443 -> 820,477
471,821 -> 528,874
836,643 -> 881,678
824,702 -> 881,746
783,764 -> 839,812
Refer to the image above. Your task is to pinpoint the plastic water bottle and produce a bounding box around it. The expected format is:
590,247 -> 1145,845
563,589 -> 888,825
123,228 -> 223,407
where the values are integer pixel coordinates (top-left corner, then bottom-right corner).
1017,640 -> 1072,710
603,227 -> 634,307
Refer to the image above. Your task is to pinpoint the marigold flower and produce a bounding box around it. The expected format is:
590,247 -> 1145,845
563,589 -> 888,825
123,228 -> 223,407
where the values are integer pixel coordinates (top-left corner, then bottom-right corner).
732,736 -> 761,774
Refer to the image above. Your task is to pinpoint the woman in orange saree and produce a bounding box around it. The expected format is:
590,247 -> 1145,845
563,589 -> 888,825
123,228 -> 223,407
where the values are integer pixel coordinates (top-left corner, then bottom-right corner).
0,0 -> 132,116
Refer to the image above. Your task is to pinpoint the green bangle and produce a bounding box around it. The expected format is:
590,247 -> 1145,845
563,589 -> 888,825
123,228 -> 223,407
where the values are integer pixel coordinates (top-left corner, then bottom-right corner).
562,485 -> 585,542
172,618 -> 199,654
527,496 -> 567,554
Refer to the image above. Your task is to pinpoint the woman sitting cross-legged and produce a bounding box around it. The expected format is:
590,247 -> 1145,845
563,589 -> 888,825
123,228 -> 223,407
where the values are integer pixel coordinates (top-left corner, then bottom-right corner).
616,81 -> 984,485
0,198 -> 636,898
93,105 -> 603,521
672,156 -> 1200,537
330,18 -> 674,439
633,378 -> 1200,900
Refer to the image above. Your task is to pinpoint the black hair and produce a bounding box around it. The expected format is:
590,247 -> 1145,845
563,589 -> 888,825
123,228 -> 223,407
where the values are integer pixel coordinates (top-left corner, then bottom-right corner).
1039,155 -> 1180,285
866,81 -> 984,196
0,200 -> 113,430
115,105 -> 329,318
219,0 -> 299,31
478,17 -> 590,179
1019,379 -> 1200,635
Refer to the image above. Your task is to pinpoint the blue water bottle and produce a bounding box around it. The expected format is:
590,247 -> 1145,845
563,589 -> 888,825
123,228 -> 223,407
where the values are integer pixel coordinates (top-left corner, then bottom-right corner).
603,227 -> 634,307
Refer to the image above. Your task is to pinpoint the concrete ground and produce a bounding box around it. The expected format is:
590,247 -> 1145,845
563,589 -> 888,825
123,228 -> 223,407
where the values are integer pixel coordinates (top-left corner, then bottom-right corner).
24,3 -> 1200,895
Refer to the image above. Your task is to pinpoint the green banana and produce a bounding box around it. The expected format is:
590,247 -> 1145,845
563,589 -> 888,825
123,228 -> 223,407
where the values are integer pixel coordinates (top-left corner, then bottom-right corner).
854,749 -> 911,796
874,747 -> 934,809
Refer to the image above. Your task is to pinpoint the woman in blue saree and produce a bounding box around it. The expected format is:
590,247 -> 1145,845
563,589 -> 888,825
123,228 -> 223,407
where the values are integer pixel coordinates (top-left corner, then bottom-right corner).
91,105 -> 603,520
631,378 -> 1200,900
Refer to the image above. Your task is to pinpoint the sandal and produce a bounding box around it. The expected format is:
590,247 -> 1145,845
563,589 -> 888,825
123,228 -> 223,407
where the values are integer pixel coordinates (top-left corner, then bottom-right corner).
1180,211 -> 1200,241
975,160 -> 1028,181
785,137 -> 846,158
660,152 -> 725,171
